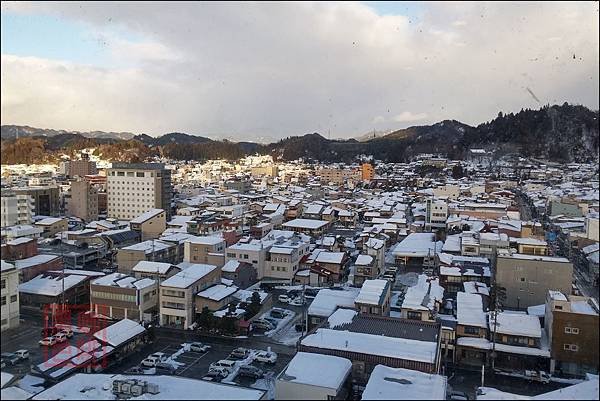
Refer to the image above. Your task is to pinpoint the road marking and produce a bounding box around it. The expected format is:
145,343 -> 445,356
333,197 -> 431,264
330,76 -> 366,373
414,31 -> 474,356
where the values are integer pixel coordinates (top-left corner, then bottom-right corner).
177,352 -> 208,376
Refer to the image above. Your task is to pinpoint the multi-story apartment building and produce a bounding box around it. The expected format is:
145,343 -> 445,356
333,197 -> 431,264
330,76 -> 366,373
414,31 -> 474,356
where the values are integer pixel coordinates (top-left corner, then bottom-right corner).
116,240 -> 177,275
425,199 -> 448,231
1,260 -> 20,331
107,163 -> 172,220
226,241 -> 268,280
183,236 -> 226,267
496,253 -> 573,309
65,179 -> 98,222
317,168 -> 360,185
159,263 -> 220,329
13,185 -> 60,217
0,190 -> 34,227
545,291 -> 599,376
90,272 -> 158,322
61,156 -> 98,178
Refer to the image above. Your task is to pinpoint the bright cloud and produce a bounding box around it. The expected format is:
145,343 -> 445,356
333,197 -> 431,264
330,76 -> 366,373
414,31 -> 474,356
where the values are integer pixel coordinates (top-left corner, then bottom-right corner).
1,1 -> 598,140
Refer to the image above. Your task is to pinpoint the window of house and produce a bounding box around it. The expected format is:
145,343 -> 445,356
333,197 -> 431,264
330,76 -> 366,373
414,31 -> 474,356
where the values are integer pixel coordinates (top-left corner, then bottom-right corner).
571,344 -> 579,351
565,327 -> 572,334
571,328 -> 579,334
0,280 -> 5,289
464,326 -> 480,335
1,296 -> 6,306
10,295 -> 17,303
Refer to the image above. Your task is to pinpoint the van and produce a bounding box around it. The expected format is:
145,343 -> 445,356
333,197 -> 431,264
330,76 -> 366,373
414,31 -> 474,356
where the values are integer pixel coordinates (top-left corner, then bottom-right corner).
209,359 -> 236,372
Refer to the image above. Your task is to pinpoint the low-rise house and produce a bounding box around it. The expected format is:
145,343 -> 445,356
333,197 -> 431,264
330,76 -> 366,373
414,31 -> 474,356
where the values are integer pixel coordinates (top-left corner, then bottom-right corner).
400,274 -> 444,321
0,237 -> 38,260
364,237 -> 385,277
195,284 -> 238,312
361,365 -> 447,400
275,352 -> 352,400
116,240 -> 177,275
183,236 -> 226,267
131,260 -> 181,282
455,292 -> 489,367
90,272 -> 158,322
352,254 -> 375,287
354,279 -> 391,317
221,260 -> 257,289
438,254 -> 491,296
307,287 -> 360,330
13,254 -> 63,283
282,218 -> 330,236
159,263 -> 220,329
391,233 -> 442,268
34,217 -> 68,238
310,251 -> 348,284
129,209 -> 166,241
545,291 -> 599,376
18,273 -> 90,309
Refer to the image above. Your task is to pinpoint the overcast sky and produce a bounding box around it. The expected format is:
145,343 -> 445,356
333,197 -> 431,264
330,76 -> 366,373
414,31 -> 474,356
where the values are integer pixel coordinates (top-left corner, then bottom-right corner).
1,1 -> 598,141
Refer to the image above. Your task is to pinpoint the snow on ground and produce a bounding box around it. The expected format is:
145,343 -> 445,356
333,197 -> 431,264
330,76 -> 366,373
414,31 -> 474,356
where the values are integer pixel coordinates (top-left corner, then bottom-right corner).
1,371 -> 14,388
16,374 -> 45,395
395,272 -> 419,287
262,309 -> 296,337
251,372 -> 276,400
222,350 -> 260,384
271,317 -> 303,346
1,387 -> 33,400
55,323 -> 90,334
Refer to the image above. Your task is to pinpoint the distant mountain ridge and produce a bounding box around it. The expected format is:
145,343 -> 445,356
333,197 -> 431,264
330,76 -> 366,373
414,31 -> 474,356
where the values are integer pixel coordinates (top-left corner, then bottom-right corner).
1,103 -> 598,164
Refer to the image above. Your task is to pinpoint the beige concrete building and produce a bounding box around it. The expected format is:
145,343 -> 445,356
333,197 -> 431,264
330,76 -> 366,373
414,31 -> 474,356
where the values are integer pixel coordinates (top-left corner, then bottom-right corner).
34,217 -> 68,238
66,180 -> 98,222
130,208 -> 166,241
116,240 -> 177,275
317,168 -> 360,185
160,263 -> 221,329
251,165 -> 279,177
496,253 -> 573,309
1,260 -> 20,331
90,272 -> 158,322
183,236 -> 226,267
107,163 -> 172,220
1,190 -> 34,227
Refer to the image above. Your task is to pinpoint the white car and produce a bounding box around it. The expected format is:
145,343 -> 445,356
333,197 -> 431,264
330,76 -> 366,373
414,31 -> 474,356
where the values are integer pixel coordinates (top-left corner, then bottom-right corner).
54,332 -> 68,343
39,337 -> 57,346
255,351 -> 277,364
189,342 -> 211,353
141,352 -> 167,367
15,349 -> 29,360
289,297 -> 306,306
278,294 -> 291,304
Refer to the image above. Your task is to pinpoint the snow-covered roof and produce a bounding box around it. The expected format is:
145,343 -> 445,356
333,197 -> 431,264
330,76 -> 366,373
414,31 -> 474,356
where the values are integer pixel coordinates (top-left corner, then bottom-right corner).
283,218 -> 329,230
1,260 -> 15,272
32,373 -> 266,400
301,328 -> 437,364
36,346 -> 81,373
161,264 -> 217,288
93,319 -> 145,347
457,292 -> 487,328
308,288 -> 360,317
19,274 -> 87,297
354,255 -> 374,266
327,308 -> 358,329
121,240 -> 173,254
132,260 -> 174,275
315,251 -> 345,264
278,352 -> 352,390
270,246 -> 294,255
402,275 -> 444,312
355,279 -> 389,305
13,254 -> 60,269
35,217 -> 65,226
361,365 -> 447,400
463,281 -> 490,296
186,236 -> 224,245
221,259 -> 241,272
392,233 -> 443,257
130,208 -> 164,224
490,312 -> 542,338
500,253 -> 570,263
197,284 -> 238,301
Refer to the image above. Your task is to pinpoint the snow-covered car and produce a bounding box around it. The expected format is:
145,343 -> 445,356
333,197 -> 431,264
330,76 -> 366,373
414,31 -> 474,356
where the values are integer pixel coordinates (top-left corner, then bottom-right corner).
202,370 -> 227,382
59,328 -> 74,338
270,308 -> 288,319
141,352 -> 168,367
39,336 -> 57,346
209,359 -> 236,373
252,319 -> 275,330
15,349 -> 29,360
54,332 -> 68,343
229,347 -> 250,359
189,342 -> 211,353
524,370 -> 551,383
238,365 -> 264,379
289,297 -> 306,306
155,362 -> 177,374
254,351 -> 277,364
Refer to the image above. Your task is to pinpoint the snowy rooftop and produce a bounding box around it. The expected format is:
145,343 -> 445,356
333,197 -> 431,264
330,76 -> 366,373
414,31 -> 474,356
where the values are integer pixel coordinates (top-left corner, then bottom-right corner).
19,274 -> 86,296
316,251 -> 345,264
282,218 -> 328,229
355,279 -> 389,305
402,275 -> 444,312
361,365 -> 447,400
463,281 -> 490,296
327,308 -> 358,329
132,260 -> 175,275
93,319 -> 145,347
13,254 -> 60,269
197,284 -> 238,301
499,253 -> 570,263
130,208 -> 164,224
392,233 -> 443,257
301,328 -> 437,364
121,240 -> 173,254
490,312 -> 542,338
32,373 -> 265,400
278,352 -> 352,390
308,287 -> 360,317
35,217 -> 65,226
457,292 -> 487,328
186,235 -> 224,245
162,264 -> 217,288
354,254 -> 374,266
221,259 -> 241,272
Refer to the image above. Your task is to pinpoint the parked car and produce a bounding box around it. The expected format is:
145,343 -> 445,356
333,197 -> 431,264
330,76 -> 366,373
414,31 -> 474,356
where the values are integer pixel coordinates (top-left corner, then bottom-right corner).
263,317 -> 279,326
288,290 -> 300,298
238,365 -> 264,379
252,319 -> 275,330
289,297 -> 306,306
59,329 -> 74,338
278,294 -> 291,304
209,359 -> 236,373
202,370 -> 228,382
41,326 -> 60,337
254,351 -> 277,364
0,353 -> 20,366
14,349 -> 29,360
189,342 -> 211,353
141,352 -> 168,367
155,362 -> 177,374
270,308 -> 287,319
124,366 -> 147,375
524,370 -> 551,383
229,347 -> 250,359
449,391 -> 469,400
54,332 -> 68,343
39,337 -> 57,346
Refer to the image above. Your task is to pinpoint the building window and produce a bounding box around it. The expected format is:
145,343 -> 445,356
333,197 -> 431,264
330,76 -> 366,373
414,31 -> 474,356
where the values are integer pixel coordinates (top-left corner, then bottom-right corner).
1,296 -> 6,306
464,326 -> 480,335
565,327 -> 571,334
0,280 -> 5,289
10,295 -> 17,303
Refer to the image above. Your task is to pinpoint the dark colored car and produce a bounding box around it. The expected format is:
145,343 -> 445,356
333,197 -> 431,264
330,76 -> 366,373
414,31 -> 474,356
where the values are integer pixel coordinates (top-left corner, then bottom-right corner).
238,365 -> 264,379
1,353 -> 20,366
155,362 -> 177,374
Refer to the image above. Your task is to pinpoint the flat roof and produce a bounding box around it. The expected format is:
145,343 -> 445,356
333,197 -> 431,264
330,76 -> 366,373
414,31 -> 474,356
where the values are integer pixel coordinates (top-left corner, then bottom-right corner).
278,352 -> 352,390
283,218 -> 329,230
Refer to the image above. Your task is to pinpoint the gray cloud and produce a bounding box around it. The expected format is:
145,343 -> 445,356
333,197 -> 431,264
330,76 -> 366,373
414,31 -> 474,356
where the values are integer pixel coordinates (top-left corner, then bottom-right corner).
1,1 -> 598,141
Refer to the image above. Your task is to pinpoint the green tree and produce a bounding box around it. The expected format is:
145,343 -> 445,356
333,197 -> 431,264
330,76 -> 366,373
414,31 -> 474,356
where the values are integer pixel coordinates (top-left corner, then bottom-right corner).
197,306 -> 214,330
245,291 -> 262,318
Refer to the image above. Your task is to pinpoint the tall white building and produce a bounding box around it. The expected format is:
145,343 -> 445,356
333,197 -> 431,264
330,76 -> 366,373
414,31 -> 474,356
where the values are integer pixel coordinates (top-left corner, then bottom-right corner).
0,190 -> 35,227
1,260 -> 20,331
107,163 -> 172,221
